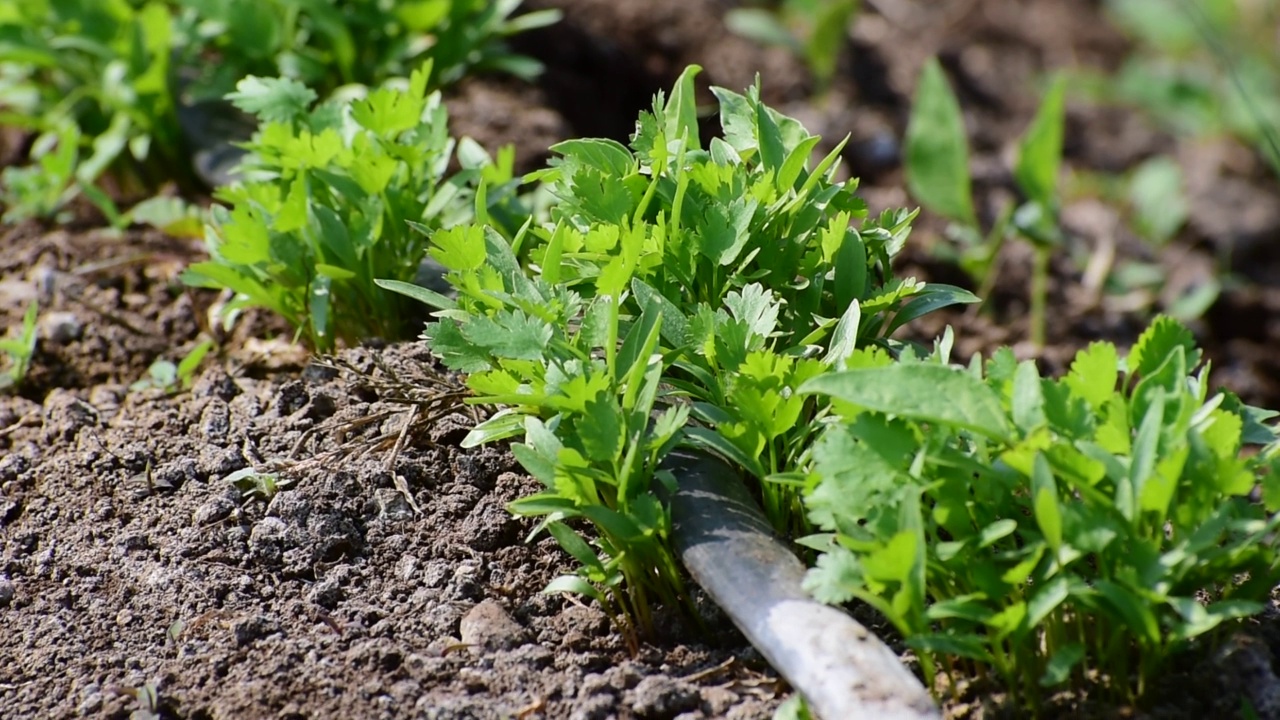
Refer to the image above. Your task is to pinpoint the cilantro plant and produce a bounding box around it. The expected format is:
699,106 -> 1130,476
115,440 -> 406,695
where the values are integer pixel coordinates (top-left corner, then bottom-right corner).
182,63 -> 522,352
905,59 -> 1068,349
131,338 -> 214,393
798,316 -> 1280,710
386,65 -> 976,642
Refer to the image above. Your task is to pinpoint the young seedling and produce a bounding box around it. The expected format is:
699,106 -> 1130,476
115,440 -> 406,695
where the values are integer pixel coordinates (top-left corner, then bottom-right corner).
130,338 -> 214,394
905,59 -> 1068,349
0,301 -> 38,391
725,0 -> 860,96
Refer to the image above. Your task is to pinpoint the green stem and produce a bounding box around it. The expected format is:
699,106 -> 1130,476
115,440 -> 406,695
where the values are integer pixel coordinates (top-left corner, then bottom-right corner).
1029,246 -> 1050,351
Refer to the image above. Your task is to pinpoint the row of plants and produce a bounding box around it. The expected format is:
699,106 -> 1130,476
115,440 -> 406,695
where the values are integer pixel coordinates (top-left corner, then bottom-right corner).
368,67 -> 1277,713
165,56 -> 1280,711
4,5 -> 1280,715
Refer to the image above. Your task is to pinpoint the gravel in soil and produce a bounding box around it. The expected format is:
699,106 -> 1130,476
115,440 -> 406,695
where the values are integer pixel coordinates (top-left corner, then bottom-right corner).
0,342 -> 784,719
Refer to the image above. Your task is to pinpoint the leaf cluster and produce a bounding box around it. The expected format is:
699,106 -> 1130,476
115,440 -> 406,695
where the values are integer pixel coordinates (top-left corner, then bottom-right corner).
165,0 -> 560,102
800,316 -> 1280,709
0,0 -> 555,218
905,58 -> 1068,348
388,65 -> 975,639
183,63 -> 523,351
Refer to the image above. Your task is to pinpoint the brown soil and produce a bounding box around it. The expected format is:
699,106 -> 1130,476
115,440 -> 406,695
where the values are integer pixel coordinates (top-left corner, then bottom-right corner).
3,1 -> 1280,719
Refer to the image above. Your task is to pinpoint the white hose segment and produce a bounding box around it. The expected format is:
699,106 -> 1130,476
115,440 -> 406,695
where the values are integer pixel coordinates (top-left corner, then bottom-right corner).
665,451 -> 941,720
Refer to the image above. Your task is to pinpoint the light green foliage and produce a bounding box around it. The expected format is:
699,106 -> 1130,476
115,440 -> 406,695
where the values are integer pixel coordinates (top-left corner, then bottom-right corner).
725,0 -> 860,94
1126,155 -> 1190,245
182,63 -> 522,351
386,65 -> 974,642
166,0 -> 561,102
0,0 -> 181,203
0,123 -> 80,222
905,61 -> 1069,348
0,0 -> 556,219
1101,0 -> 1280,175
800,315 -> 1280,708
904,58 -> 975,226
0,300 -> 38,391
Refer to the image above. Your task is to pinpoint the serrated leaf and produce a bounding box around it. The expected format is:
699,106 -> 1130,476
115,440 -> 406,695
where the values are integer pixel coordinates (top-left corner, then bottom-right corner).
429,224 -> 487,272
228,76 -> 316,123
423,320 -> 491,372
1128,315 -> 1199,380
460,310 -> 553,362
1064,341 -> 1119,411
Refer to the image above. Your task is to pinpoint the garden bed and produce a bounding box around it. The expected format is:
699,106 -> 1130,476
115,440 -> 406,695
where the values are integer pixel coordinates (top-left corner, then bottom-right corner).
3,1 -> 1280,719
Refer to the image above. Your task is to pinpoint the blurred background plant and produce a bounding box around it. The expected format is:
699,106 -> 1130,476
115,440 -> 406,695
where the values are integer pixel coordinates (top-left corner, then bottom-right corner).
1087,0 -> 1280,176
725,0 -> 860,95
0,0 -> 558,220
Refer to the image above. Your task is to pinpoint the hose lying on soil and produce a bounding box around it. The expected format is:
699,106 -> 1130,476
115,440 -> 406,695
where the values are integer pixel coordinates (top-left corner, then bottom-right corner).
665,450 -> 941,720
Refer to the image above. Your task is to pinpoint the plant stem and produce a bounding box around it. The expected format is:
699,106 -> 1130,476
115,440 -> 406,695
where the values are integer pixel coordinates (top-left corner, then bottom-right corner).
1029,245 -> 1050,350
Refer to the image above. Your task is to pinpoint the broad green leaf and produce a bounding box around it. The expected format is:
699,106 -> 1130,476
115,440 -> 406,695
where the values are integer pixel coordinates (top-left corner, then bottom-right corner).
801,364 -> 1013,440
1095,580 -> 1160,646
542,575 -> 605,603
1128,156 -> 1188,244
460,409 -> 523,448
822,299 -> 860,367
1011,360 -> 1046,432
1013,74 -> 1066,207
546,522 -> 607,573
884,284 -> 979,335
1026,575 -> 1070,633
805,0 -> 858,90
1031,453 -> 1063,553
665,64 -> 702,150
1040,643 -> 1085,687
552,138 -> 635,178
1119,392 -> 1163,522
906,633 -> 994,663
904,58 -> 975,225
684,426 -> 768,481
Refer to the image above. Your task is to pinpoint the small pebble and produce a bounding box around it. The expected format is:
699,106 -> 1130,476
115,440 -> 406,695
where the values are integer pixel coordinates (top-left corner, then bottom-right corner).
458,599 -> 528,652
0,575 -> 15,607
39,311 -> 82,343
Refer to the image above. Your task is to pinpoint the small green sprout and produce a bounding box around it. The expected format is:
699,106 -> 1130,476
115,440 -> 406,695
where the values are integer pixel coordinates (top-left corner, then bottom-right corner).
0,301 -> 39,391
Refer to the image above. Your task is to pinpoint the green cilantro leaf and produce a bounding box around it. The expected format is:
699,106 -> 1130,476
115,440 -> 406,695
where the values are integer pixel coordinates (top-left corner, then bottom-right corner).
423,320 -> 491,373
228,76 -> 317,124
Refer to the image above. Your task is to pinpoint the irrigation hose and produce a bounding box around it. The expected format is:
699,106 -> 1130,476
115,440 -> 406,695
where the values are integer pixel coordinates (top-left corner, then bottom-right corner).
664,450 -> 941,720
